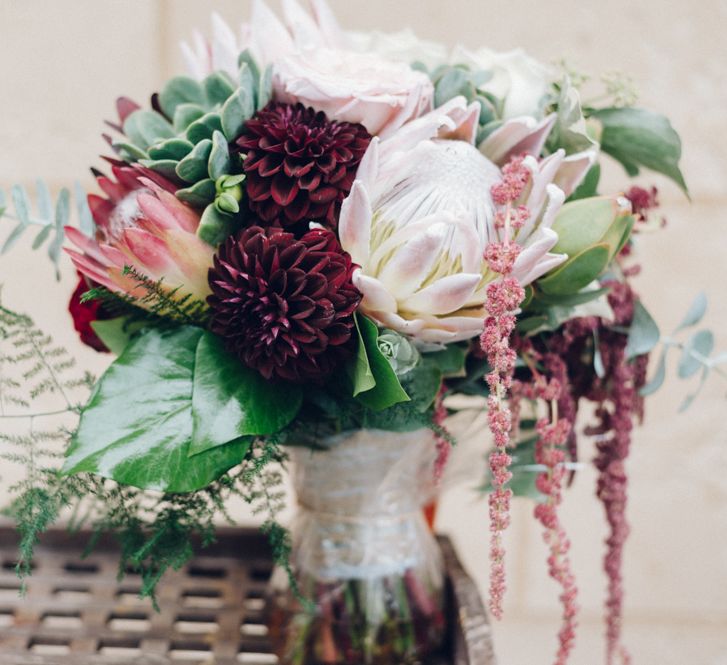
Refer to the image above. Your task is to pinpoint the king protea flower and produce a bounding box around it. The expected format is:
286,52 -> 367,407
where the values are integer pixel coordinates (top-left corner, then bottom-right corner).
65,164 -> 215,306
338,97 -> 596,344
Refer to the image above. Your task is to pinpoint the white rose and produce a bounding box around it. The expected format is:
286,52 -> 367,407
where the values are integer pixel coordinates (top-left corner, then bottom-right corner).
451,45 -> 554,119
273,48 -> 434,137
347,28 -> 448,70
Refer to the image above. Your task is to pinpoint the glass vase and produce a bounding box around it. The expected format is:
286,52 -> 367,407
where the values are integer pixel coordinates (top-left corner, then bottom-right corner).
267,428 -> 446,665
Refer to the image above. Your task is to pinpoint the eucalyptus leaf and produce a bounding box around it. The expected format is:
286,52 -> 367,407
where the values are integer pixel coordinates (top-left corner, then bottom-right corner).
63,326 -> 251,493
678,330 -> 714,379
48,189 -> 69,270
31,224 -> 53,250
640,349 -> 667,396
679,366 -> 710,412
74,182 -> 95,236
189,332 -> 302,456
11,184 -> 30,226
35,180 -> 53,220
625,300 -> 660,359
675,291 -> 707,333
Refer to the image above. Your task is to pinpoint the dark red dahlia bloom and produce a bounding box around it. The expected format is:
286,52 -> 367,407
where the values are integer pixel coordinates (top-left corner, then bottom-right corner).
68,275 -> 112,352
208,226 -> 362,382
238,103 -> 371,231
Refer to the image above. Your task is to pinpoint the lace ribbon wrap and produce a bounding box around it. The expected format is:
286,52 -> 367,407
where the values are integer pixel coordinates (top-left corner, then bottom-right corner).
289,428 -> 440,581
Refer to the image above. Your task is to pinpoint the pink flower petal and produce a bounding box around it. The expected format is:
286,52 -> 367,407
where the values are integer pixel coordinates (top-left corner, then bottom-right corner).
353,271 -> 398,313
401,273 -> 481,315
480,113 -> 556,165
338,181 -> 372,266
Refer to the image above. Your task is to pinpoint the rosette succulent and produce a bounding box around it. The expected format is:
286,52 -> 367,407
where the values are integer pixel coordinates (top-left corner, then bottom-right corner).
338,97 -> 596,344
106,56 -> 272,246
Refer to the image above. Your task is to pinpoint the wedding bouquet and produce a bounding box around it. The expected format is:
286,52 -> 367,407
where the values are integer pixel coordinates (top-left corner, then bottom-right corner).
1,2 -> 718,664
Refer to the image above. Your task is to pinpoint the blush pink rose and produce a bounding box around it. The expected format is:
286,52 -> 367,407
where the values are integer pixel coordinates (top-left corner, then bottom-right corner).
272,48 -> 434,138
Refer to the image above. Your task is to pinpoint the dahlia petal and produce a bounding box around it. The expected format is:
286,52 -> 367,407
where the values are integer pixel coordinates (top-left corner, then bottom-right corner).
401,273 -> 482,316
353,271 -> 398,313
338,181 -> 372,265
479,113 -> 557,165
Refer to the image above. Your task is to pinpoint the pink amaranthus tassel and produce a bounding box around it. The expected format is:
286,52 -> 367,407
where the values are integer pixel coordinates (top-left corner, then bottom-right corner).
480,156 -> 528,619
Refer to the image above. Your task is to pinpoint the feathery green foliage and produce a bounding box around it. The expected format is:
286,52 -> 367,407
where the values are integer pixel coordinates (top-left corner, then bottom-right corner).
0,305 -> 295,605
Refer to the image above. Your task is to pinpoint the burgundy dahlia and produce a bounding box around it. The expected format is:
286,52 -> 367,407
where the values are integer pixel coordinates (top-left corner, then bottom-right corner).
238,103 -> 371,231
208,226 -> 362,382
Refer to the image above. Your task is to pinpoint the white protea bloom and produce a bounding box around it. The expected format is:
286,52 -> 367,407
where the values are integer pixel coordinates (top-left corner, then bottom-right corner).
338,97 -> 596,344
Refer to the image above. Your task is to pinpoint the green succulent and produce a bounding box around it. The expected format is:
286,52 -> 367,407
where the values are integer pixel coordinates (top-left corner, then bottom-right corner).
423,64 -> 502,144
113,51 -> 272,247
536,196 -> 635,297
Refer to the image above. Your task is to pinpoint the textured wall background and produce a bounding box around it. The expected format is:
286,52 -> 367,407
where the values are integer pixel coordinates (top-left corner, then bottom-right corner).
1,1 -> 726,664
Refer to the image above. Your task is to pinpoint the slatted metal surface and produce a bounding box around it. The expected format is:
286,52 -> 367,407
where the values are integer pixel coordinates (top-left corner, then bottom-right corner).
0,527 -> 494,665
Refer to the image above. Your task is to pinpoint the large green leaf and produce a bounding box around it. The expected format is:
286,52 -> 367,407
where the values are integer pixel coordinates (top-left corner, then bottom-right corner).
348,316 -> 376,396
591,107 -> 688,194
353,314 -> 410,411
63,327 -> 251,493
190,332 -> 302,456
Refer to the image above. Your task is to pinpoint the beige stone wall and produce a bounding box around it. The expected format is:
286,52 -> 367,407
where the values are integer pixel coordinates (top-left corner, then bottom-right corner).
1,1 -> 726,663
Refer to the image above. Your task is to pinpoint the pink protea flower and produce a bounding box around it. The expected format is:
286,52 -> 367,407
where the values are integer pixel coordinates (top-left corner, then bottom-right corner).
65,164 -> 215,306
338,97 -> 595,345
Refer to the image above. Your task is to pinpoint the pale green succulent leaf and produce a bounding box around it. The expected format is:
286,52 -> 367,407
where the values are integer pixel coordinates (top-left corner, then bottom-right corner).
176,138 -> 213,182
208,131 -> 231,181
173,103 -> 205,133
140,158 -> 181,181
176,179 -> 216,207
197,204 -> 238,247
147,137 -> 194,161
186,111 -> 223,144
204,71 -> 237,107
221,87 -> 254,141
159,76 -> 206,118
123,110 -> 175,150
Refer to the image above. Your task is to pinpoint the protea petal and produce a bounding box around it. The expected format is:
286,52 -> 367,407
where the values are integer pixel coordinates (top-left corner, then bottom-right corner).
554,148 -> 598,197
402,273 -> 481,316
338,181 -> 372,266
480,113 -> 557,165
353,272 -> 398,313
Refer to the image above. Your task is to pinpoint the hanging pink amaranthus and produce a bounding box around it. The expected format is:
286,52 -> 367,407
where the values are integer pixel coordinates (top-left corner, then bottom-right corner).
480,156 -> 528,619
516,365 -> 580,665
